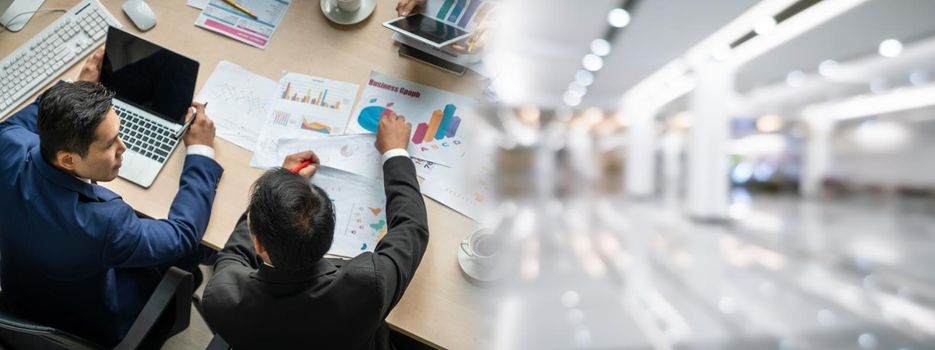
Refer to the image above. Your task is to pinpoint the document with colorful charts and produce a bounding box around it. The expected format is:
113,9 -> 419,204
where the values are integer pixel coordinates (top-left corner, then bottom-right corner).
250,72 -> 359,168
311,167 -> 387,259
276,134 -> 384,181
347,72 -> 475,166
276,134 -> 440,182
195,0 -> 291,49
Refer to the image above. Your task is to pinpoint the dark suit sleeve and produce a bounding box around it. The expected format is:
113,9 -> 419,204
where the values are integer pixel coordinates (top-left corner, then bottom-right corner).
214,212 -> 262,271
103,155 -> 224,267
372,156 -> 429,317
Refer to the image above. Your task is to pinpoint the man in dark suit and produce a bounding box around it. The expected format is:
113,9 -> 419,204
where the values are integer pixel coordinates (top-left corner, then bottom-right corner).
202,111 -> 429,349
0,48 -> 223,346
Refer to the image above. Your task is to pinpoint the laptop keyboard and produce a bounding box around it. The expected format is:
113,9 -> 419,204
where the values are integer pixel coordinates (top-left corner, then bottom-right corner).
114,105 -> 176,164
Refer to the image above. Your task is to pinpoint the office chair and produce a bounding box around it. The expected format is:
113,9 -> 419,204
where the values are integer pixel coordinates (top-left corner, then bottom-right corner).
0,266 -> 193,350
206,333 -> 231,350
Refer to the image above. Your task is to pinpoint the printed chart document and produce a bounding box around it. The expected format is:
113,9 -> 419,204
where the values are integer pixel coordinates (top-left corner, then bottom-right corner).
187,0 -> 209,10
277,135 -> 383,181
348,72 -> 475,166
311,167 -> 387,258
195,0 -> 291,49
195,61 -> 277,151
420,156 -> 492,221
251,72 -> 360,168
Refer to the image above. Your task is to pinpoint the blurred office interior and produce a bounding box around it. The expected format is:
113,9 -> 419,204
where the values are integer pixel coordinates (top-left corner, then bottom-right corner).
471,0 -> 935,348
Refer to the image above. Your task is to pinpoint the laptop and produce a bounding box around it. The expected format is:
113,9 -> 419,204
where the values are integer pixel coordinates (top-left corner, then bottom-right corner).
100,26 -> 199,188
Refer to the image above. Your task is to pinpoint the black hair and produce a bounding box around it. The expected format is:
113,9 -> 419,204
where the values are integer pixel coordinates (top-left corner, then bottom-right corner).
37,81 -> 115,163
248,168 -> 336,270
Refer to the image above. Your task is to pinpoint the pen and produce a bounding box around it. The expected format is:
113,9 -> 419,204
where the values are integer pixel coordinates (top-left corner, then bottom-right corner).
222,0 -> 258,19
289,159 -> 316,173
176,102 -> 208,139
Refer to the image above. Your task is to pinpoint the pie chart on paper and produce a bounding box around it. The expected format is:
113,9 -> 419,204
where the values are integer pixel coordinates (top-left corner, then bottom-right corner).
357,101 -> 396,132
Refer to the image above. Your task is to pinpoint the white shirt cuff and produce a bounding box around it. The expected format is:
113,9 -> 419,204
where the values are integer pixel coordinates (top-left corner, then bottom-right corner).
186,145 -> 215,160
381,148 -> 410,165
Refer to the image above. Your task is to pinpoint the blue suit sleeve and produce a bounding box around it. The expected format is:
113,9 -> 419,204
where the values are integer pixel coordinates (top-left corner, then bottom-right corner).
0,102 -> 39,135
0,81 -> 62,136
103,155 -> 224,267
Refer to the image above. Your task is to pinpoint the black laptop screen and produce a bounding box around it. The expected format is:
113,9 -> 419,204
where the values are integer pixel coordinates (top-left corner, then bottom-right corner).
99,27 -> 198,124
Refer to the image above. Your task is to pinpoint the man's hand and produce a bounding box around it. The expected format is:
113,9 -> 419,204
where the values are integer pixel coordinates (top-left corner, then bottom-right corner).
376,111 -> 412,154
282,151 -> 320,179
450,26 -> 488,54
396,0 -> 426,16
183,102 -> 216,148
77,46 -> 105,83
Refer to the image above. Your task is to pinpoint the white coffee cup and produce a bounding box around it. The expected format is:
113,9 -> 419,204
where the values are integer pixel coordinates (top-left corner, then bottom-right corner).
336,0 -> 361,12
460,228 -> 501,268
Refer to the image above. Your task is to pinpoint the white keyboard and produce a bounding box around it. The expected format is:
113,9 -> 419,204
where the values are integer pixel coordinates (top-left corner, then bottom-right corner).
0,0 -> 121,118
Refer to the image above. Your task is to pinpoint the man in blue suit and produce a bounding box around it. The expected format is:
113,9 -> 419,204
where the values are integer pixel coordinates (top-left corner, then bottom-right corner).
0,48 -> 223,346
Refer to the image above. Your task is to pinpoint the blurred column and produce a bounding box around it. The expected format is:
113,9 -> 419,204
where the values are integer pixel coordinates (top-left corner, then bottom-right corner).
625,103 -> 657,198
660,131 -> 684,205
686,62 -> 733,220
801,118 -> 834,197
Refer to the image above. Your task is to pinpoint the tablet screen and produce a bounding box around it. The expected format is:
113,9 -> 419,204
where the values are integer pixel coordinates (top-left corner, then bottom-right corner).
386,14 -> 470,46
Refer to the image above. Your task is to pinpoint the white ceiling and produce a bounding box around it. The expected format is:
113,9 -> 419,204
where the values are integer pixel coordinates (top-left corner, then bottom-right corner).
735,0 -> 935,93
491,0 -> 759,109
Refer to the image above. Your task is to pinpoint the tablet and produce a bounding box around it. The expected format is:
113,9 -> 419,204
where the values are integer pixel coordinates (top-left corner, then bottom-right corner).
383,14 -> 471,49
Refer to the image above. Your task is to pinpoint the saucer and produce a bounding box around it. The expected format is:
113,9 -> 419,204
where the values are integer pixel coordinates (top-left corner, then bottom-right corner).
457,244 -> 504,283
320,0 -> 376,25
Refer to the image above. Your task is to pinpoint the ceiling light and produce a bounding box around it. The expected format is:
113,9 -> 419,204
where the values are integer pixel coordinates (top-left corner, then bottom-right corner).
753,17 -> 777,36
567,82 -> 587,97
607,8 -> 630,28
575,70 -> 594,87
582,54 -> 603,71
878,39 -> 902,58
590,39 -> 611,56
563,91 -> 582,107
818,59 -> 839,77
786,70 -> 806,87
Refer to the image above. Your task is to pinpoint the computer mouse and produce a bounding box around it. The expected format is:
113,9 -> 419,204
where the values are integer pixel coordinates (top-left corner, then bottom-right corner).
122,0 -> 157,31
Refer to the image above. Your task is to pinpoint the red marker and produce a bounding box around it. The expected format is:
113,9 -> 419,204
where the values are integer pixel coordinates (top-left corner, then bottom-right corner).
289,159 -> 315,173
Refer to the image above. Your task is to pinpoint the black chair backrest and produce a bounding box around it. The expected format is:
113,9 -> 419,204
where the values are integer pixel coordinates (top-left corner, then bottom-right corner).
0,296 -> 101,350
0,267 -> 193,350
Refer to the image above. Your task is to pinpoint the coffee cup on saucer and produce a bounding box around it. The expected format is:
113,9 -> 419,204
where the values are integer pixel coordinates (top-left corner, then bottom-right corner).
321,0 -> 374,25
336,0 -> 361,12
458,228 -> 505,282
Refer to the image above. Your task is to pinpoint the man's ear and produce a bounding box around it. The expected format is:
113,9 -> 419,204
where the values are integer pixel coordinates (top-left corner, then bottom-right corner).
250,233 -> 272,265
56,151 -> 79,172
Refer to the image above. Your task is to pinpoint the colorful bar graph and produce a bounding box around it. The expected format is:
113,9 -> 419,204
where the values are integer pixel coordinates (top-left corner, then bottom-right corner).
436,0 -> 455,20
280,83 -> 340,110
424,109 -> 444,143
412,123 -> 429,144
411,104 -> 462,144
447,0 -> 468,23
446,116 -> 461,137
457,0 -> 482,28
435,104 -> 456,140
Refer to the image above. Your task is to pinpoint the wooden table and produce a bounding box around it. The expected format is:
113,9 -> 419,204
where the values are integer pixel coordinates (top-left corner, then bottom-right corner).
0,1 -> 485,348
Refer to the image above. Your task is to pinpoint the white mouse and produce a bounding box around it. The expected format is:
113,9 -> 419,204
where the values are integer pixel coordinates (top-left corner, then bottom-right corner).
122,0 -> 157,31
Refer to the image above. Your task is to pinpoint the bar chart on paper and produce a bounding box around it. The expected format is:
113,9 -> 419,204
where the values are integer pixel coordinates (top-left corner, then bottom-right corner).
411,104 -> 462,144
250,72 -> 359,169
280,81 -> 345,110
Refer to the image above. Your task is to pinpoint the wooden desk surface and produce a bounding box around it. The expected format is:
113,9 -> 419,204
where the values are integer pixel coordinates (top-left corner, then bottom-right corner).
0,1 -> 485,348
